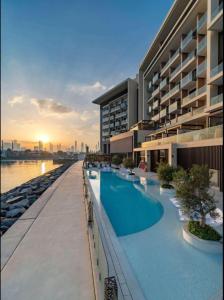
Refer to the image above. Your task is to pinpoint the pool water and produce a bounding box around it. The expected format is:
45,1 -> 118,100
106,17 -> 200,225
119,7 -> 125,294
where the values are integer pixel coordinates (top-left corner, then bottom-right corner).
93,171 -> 163,236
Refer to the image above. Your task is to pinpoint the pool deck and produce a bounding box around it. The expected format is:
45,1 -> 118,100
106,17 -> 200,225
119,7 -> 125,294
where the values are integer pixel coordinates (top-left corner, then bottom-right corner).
1,161 -> 95,300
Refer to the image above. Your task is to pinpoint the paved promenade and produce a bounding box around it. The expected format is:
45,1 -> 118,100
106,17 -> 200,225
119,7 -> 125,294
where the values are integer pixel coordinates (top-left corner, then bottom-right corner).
1,161 -> 95,300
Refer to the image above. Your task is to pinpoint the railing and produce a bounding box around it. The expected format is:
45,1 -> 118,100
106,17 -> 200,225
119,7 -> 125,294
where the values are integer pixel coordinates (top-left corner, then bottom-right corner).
182,50 -> 196,69
181,30 -> 195,50
102,124 -> 109,130
109,123 -> 114,128
160,108 -> 167,118
197,12 -> 207,31
170,64 -> 181,80
161,48 -> 180,74
210,93 -> 223,106
181,72 -> 195,88
102,110 -> 109,116
196,60 -> 207,77
110,106 -> 120,113
103,117 -> 109,122
178,105 -> 206,123
210,62 -> 223,78
152,86 -> 160,98
142,125 -> 223,148
121,120 -> 127,125
160,77 -> 169,90
211,1 -> 223,21
116,111 -> 127,119
161,84 -> 180,104
152,73 -> 159,84
169,102 -> 178,114
197,36 -> 207,54
182,85 -> 206,106
152,113 -> 160,121
148,81 -> 153,91
153,100 -> 159,110
115,121 -> 120,126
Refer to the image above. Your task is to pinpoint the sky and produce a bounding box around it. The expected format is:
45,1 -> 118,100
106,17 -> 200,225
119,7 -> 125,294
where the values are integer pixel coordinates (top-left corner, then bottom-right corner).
2,0 -> 173,150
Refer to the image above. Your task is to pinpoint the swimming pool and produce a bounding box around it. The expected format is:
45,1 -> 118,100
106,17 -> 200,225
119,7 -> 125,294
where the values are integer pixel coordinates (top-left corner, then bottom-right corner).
87,169 -> 223,300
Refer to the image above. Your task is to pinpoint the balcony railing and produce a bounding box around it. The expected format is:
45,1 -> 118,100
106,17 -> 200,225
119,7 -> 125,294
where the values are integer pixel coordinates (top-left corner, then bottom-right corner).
110,106 -> 120,113
210,93 -> 223,106
152,73 -> 159,84
181,30 -> 195,50
116,112 -> 127,119
102,109 -> 109,116
210,62 -> 223,78
121,120 -> 127,125
169,102 -> 178,114
160,108 -> 167,118
103,117 -> 109,122
153,100 -> 159,110
170,65 -> 181,80
197,12 -> 207,31
160,77 -> 169,90
197,36 -> 207,54
152,86 -> 160,98
211,1 -> 223,21
196,60 -> 207,77
161,48 -> 180,74
182,50 -> 196,69
142,125 -> 223,148
181,72 -> 195,88
182,85 -> 207,106
161,84 -> 180,103
148,81 -> 153,91
151,113 -> 160,122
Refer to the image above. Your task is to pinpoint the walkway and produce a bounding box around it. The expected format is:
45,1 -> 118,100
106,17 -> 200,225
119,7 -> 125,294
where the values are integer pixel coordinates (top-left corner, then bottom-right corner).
1,161 -> 95,300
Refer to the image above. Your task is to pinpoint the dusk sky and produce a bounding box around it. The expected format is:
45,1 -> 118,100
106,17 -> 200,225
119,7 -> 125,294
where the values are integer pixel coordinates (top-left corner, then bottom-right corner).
2,0 -> 173,149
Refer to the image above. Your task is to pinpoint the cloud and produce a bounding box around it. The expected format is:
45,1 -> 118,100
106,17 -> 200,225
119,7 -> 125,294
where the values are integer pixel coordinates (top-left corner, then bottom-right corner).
31,98 -> 73,115
67,81 -> 107,97
8,95 -> 25,107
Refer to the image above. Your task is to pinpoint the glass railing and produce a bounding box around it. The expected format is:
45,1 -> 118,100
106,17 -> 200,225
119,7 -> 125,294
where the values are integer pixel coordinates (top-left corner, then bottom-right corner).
161,84 -> 180,103
197,12 -> 207,31
102,110 -> 109,116
152,73 -> 159,84
196,60 -> 207,77
152,86 -> 160,97
182,50 -> 196,69
181,72 -> 195,88
161,48 -> 180,73
181,30 -> 195,50
211,1 -> 223,21
160,108 -> 167,118
103,117 -> 109,122
160,77 -> 169,90
211,93 -> 223,106
169,102 -> 178,114
152,113 -> 160,121
197,36 -> 207,53
142,125 -> 223,148
170,64 -> 181,80
182,85 -> 206,106
210,62 -> 223,78
148,81 -> 153,91
116,111 -> 127,119
153,100 -> 159,109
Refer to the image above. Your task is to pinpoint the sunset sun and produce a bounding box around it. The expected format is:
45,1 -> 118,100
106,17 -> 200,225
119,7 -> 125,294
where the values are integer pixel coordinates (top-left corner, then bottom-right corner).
37,134 -> 50,143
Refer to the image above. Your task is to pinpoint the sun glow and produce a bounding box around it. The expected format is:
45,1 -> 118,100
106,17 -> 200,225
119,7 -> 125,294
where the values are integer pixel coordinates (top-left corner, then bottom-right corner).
37,134 -> 50,143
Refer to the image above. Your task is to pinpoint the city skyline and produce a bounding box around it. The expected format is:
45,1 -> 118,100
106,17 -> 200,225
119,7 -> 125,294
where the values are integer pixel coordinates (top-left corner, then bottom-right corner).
2,0 -> 173,148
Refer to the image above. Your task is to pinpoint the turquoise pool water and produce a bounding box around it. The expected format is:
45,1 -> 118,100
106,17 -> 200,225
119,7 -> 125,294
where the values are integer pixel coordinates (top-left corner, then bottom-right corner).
91,170 -> 163,236
88,169 -> 223,300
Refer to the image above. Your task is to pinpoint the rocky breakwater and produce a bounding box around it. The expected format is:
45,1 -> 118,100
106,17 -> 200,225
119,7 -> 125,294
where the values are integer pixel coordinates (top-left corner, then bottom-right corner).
1,163 -> 73,236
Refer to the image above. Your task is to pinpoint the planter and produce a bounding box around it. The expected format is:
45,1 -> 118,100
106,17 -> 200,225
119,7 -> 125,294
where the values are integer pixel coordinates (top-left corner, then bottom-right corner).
182,224 -> 222,254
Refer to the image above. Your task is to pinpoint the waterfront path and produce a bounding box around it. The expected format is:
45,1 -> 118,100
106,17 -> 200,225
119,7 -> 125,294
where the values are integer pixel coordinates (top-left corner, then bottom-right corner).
1,161 -> 95,300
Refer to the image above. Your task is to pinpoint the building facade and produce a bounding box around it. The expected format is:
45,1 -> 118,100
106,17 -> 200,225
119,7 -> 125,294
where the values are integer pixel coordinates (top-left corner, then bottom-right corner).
93,77 -> 138,154
135,0 -> 223,190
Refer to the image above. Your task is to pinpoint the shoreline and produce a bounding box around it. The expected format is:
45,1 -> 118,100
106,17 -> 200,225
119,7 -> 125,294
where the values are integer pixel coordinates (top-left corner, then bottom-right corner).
1,162 -> 75,236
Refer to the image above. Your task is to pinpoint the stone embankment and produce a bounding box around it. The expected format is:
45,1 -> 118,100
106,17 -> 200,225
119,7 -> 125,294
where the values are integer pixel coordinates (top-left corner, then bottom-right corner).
1,163 -> 73,235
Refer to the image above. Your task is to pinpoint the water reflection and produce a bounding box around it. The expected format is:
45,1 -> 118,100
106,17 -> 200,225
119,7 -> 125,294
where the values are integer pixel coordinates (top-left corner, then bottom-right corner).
41,162 -> 46,174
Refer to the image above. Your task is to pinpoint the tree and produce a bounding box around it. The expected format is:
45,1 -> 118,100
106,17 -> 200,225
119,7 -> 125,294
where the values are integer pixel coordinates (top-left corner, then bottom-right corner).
123,158 -> 135,172
157,162 -> 175,188
112,155 -> 122,166
173,164 -> 217,227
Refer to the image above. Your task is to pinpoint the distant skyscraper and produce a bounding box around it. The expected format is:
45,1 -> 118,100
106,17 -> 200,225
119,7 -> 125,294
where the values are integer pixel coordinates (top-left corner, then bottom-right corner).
49,143 -> 53,153
57,144 -> 62,151
81,142 -> 84,152
38,141 -> 43,151
75,140 -> 77,152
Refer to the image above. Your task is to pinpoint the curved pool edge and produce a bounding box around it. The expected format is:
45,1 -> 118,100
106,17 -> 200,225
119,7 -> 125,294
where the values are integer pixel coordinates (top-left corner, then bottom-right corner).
84,169 -> 146,300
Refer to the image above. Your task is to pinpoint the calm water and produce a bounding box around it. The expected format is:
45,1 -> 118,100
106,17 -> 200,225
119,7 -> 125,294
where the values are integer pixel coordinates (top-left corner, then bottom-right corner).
1,160 -> 61,193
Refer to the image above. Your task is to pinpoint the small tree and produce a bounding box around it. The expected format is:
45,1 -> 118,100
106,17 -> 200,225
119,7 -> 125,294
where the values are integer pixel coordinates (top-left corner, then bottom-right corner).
157,162 -> 175,188
112,155 -> 122,167
123,158 -> 135,173
173,164 -> 217,228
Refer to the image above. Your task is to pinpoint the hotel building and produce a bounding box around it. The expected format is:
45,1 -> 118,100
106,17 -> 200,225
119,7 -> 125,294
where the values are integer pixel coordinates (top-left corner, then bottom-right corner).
135,0 -> 223,190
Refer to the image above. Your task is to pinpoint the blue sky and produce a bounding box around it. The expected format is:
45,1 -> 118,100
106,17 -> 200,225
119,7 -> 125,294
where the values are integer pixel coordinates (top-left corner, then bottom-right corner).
2,0 -> 173,149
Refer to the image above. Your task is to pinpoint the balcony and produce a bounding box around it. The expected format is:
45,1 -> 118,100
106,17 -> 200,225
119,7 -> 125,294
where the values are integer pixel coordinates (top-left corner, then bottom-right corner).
153,100 -> 159,110
181,50 -> 196,72
210,93 -> 223,106
170,65 -> 182,82
115,121 -> 120,126
196,60 -> 207,78
152,73 -> 160,84
121,120 -> 127,126
160,77 -> 169,90
148,81 -> 153,91
151,113 -> 160,122
197,36 -> 207,56
141,125 -> 223,148
197,13 -> 207,34
209,1 -> 223,31
109,123 -> 114,128
110,106 -> 120,113
102,124 -> 109,130
160,48 -> 180,75
181,71 -> 196,89
160,108 -> 167,118
182,85 -> 207,107
116,111 -> 127,119
102,116 -> 109,122
210,62 -> 223,78
152,86 -> 160,98
181,29 -> 196,51
169,102 -> 179,114
161,84 -> 180,104
102,109 -> 109,116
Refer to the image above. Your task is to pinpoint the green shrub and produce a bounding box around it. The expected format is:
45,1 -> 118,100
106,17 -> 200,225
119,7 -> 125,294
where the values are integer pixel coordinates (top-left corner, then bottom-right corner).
123,158 -> 135,170
157,162 -> 175,188
188,221 -> 221,241
111,155 -> 122,166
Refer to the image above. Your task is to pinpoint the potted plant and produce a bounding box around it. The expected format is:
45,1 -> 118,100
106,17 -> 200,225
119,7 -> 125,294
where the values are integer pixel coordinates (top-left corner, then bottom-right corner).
173,164 -> 221,242
111,155 -> 122,169
122,158 -> 135,175
157,162 -> 175,189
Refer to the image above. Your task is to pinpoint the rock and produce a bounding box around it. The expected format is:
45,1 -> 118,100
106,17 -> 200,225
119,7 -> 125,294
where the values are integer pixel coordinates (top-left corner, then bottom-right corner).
6,195 -> 24,205
1,218 -> 17,227
9,199 -> 30,210
6,207 -> 26,218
